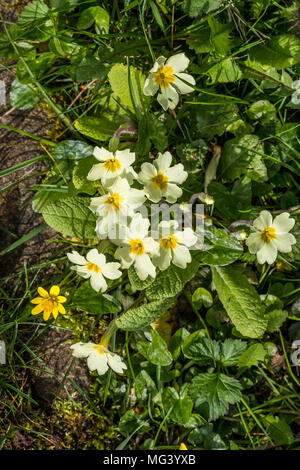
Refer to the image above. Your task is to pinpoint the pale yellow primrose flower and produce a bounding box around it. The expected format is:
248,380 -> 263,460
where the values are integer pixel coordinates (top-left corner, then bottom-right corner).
90,177 -> 146,239
71,342 -> 127,376
87,147 -> 136,188
153,220 -> 197,271
138,151 -> 187,203
111,214 -> 159,281
31,285 -> 67,321
143,53 -> 195,111
67,248 -> 122,292
246,210 -> 296,264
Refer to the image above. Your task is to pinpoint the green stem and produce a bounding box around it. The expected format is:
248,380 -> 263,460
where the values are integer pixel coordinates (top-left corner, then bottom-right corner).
0,124 -> 55,147
279,329 -> 300,388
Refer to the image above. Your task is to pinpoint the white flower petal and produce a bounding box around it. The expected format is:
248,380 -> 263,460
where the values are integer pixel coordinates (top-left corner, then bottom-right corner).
158,85 -> 179,110
273,212 -> 295,233
90,272 -> 107,292
114,246 -> 134,269
163,182 -> 182,203
86,249 -> 105,266
154,248 -> 172,270
143,75 -> 159,96
246,232 -> 264,253
115,149 -> 135,167
166,53 -> 189,73
87,162 -> 106,181
165,163 -> 188,183
273,233 -> 296,253
134,253 -> 156,280
93,146 -> 110,161
107,352 -> 127,374
87,352 -> 108,375
156,151 -> 172,172
138,162 -> 157,183
102,262 -> 122,280
143,237 -> 160,255
67,250 -> 87,266
253,210 -> 273,231
71,342 -> 96,358
174,72 -> 195,94
175,228 -> 197,247
256,242 -> 278,264
144,183 -> 162,203
172,244 -> 191,269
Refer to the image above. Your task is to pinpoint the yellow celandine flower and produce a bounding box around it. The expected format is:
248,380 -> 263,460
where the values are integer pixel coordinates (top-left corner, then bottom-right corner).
179,443 -> 187,450
31,285 -> 67,321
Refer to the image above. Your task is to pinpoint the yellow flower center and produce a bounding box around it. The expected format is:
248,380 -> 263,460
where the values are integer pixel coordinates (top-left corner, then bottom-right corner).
86,262 -> 101,273
103,158 -> 121,173
42,298 -> 57,313
129,238 -> 145,256
105,193 -> 124,211
154,65 -> 175,88
261,227 -> 276,244
93,345 -> 105,355
152,172 -> 168,190
160,234 -> 178,250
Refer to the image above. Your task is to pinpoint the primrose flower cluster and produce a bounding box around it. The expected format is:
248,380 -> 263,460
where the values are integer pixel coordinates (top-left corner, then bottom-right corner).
30,52 -> 297,379
68,147 -> 197,287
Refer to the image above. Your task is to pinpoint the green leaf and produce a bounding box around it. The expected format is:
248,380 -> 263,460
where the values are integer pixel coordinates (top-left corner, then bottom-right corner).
218,134 -> 267,182
119,410 -> 150,434
74,116 -> 120,141
128,265 -> 155,292
76,56 -> 110,82
238,343 -> 266,368
220,339 -> 248,366
145,260 -> 199,301
176,139 -> 207,171
265,309 -> 288,333
182,332 -> 219,365
137,328 -> 172,366
135,370 -> 157,401
195,226 -> 243,265
208,178 -> 252,222
162,386 -> 193,425
250,34 -> 300,69
169,328 -> 190,361
72,281 -> 121,314
192,98 -> 239,139
136,113 -> 168,156
265,416 -> 294,446
18,1 -> 49,26
10,79 -> 39,110
208,59 -> 242,84
190,372 -> 242,421
108,63 -> 150,113
192,287 -> 213,308
248,100 -> 277,124
188,425 -> 226,449
212,265 -> 267,338
183,0 -> 222,17
77,6 -> 110,34
72,155 -> 99,195
115,298 -> 175,331
52,140 -> 93,179
42,196 -> 96,239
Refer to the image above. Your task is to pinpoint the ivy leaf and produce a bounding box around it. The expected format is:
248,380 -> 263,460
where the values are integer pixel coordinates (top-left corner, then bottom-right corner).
41,196 -> 97,239
190,372 -> 243,421
162,386 -> 193,425
77,6 -> 110,34
72,281 -> 121,314
195,225 -> 243,265
238,343 -> 266,368
212,265 -> 267,338
137,328 -> 172,366
10,79 -> 39,110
